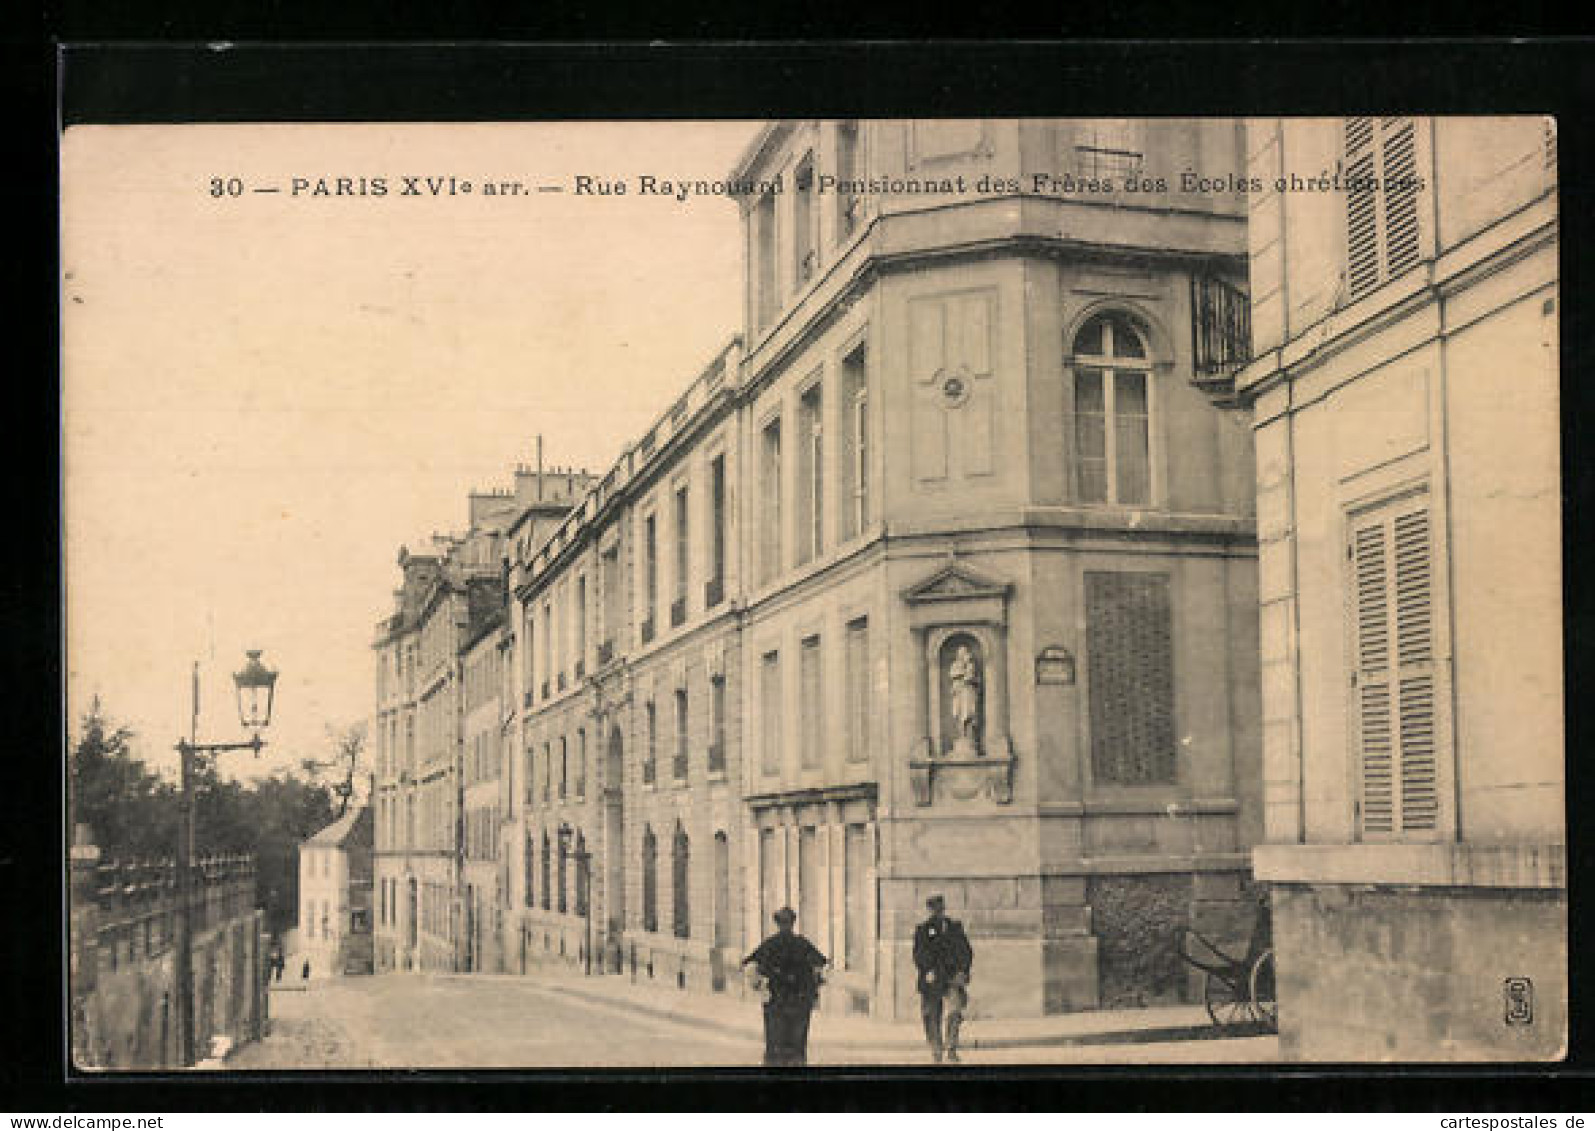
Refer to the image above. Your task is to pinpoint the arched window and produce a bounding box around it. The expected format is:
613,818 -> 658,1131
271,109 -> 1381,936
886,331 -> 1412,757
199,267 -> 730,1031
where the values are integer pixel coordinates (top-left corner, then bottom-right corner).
1072,311 -> 1153,506
642,826 -> 658,933
672,823 -> 691,939
540,831 -> 551,911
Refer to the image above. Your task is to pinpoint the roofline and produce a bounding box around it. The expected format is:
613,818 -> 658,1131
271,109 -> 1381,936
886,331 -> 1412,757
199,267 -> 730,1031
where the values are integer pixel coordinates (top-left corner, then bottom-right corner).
729,120 -> 795,186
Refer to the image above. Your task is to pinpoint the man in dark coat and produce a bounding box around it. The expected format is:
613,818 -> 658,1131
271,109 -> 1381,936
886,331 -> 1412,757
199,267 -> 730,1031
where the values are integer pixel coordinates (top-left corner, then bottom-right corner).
742,907 -> 828,1066
913,894 -> 973,1062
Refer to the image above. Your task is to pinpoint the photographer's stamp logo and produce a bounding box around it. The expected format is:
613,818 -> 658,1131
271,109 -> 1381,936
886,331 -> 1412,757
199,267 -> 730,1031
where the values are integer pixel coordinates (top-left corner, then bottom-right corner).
1504,976 -> 1535,1026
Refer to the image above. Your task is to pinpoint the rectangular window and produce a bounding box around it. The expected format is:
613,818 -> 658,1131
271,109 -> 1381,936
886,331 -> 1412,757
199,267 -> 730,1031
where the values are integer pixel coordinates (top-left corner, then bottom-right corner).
644,700 -> 657,785
844,824 -> 869,970
797,826 -> 818,940
643,513 -> 658,642
708,454 -> 727,606
601,545 -> 621,659
845,617 -> 870,764
794,153 -> 816,285
710,676 -> 727,774
541,602 -> 552,697
673,688 -> 689,782
1085,571 -> 1175,785
759,827 -> 778,928
760,418 -> 783,584
839,342 -> 868,541
1350,495 -> 1445,838
574,575 -> 587,674
1075,119 -> 1144,179
1345,116 -> 1423,301
673,484 -> 689,625
760,650 -> 782,776
754,190 -> 779,329
835,120 -> 862,242
798,381 -> 824,565
800,634 -> 823,770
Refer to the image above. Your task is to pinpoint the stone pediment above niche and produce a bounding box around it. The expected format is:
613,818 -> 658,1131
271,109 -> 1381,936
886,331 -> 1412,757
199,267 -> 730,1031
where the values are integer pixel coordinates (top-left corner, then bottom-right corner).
901,562 -> 1012,630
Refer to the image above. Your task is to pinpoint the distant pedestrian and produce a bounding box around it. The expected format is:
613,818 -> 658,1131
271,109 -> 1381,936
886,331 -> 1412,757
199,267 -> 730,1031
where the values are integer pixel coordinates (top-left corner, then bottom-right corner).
301,959 -> 311,981
913,894 -> 973,1063
742,907 -> 828,1066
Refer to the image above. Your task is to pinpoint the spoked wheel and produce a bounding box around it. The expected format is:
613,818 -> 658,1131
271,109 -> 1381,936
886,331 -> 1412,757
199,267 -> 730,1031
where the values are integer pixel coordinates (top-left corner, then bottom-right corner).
1204,970 -> 1253,1029
1249,949 -> 1278,1033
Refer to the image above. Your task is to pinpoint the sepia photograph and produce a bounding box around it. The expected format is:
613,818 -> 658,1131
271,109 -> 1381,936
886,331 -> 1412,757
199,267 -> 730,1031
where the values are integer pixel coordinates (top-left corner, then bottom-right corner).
61,110 -> 1565,1073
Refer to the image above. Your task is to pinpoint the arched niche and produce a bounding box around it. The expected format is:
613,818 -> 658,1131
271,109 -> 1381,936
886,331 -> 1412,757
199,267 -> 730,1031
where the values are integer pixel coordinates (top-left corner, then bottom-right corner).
900,560 -> 1017,807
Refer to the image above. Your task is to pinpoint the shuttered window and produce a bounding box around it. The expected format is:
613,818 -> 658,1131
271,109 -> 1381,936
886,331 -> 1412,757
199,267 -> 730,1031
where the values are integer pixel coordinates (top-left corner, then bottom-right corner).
1345,116 -> 1424,301
1350,496 -> 1445,838
1085,571 -> 1176,784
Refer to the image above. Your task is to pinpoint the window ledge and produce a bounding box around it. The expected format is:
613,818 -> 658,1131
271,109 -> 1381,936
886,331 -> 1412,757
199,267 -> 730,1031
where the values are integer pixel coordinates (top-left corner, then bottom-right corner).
1254,841 -> 1565,891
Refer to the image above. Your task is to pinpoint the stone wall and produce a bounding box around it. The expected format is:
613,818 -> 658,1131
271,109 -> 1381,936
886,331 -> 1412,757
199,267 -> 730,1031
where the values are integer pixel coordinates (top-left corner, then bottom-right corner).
70,851 -> 268,1070
1272,882 -> 1566,1061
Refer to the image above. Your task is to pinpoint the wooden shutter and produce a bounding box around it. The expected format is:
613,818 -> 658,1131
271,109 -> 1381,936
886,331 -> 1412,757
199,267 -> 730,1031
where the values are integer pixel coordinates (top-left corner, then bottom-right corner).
1345,117 -> 1381,299
1351,498 -> 1442,837
1345,116 -> 1423,301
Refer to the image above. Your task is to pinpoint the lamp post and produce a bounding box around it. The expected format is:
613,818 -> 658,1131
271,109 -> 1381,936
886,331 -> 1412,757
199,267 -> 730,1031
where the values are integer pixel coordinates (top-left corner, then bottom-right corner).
173,649 -> 278,1067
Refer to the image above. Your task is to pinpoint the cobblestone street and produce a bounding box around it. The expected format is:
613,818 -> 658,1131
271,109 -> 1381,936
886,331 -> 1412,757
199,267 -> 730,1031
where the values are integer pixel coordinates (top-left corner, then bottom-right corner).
224,973 -> 1279,1070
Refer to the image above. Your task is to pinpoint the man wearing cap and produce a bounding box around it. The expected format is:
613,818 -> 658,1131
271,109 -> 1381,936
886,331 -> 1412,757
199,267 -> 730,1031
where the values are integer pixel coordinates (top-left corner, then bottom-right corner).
913,894 -> 973,1062
742,907 -> 829,1066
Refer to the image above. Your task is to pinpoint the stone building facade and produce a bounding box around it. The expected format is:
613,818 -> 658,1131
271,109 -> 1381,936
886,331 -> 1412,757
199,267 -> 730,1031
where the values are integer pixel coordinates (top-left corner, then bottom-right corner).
297,806 -> 373,977
376,119 -> 1265,1019
1232,116 -> 1563,1059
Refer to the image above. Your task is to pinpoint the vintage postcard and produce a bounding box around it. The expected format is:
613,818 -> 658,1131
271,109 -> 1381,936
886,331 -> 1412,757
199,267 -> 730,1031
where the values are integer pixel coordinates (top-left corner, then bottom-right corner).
62,114 -> 1564,1071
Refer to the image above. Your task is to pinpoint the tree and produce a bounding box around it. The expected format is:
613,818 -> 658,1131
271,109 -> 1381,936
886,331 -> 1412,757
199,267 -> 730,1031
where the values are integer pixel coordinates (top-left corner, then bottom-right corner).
68,697 -> 339,937
300,721 -> 368,818
69,698 -> 178,861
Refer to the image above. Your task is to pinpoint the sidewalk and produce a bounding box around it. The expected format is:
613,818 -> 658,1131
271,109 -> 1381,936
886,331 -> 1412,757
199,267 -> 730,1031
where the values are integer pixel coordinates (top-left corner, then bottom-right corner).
446,966 -> 1242,1054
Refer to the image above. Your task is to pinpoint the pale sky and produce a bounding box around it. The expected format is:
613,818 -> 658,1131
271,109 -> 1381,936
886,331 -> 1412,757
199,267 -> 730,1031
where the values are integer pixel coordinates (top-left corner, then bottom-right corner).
63,121 -> 763,780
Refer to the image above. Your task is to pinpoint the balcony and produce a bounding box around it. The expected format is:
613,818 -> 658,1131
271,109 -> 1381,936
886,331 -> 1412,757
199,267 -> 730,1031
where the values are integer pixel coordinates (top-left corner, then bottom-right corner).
705,576 -> 724,609
641,617 -> 655,645
597,640 -> 614,667
1190,273 -> 1252,404
670,596 -> 687,628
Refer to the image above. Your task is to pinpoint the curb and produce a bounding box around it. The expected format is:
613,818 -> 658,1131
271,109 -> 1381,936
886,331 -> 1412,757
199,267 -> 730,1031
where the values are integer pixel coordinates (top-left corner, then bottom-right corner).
520,975 -> 1246,1053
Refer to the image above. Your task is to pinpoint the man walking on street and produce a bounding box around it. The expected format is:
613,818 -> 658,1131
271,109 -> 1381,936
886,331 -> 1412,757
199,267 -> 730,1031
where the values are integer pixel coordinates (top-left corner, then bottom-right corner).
914,894 -> 973,1063
742,907 -> 828,1066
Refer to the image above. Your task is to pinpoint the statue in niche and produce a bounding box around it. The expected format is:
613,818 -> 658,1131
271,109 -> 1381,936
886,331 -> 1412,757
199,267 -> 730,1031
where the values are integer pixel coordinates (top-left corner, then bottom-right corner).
946,642 -> 982,756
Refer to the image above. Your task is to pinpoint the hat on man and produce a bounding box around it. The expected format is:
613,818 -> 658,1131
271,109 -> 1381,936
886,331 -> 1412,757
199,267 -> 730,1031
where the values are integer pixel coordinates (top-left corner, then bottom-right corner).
773,906 -> 797,926
926,894 -> 946,912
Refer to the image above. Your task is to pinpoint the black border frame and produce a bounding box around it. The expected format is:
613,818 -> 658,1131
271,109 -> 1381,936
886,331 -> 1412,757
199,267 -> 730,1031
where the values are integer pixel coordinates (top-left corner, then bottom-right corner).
16,38 -> 1594,1111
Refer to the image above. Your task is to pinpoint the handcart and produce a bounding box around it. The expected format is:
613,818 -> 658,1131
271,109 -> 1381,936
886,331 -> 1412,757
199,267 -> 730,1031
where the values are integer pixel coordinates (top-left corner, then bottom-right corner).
1176,896 -> 1277,1032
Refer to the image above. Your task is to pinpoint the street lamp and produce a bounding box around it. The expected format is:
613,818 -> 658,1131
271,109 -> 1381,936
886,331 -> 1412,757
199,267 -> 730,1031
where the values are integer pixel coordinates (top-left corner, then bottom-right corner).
173,649 -> 279,1067
233,649 -> 278,730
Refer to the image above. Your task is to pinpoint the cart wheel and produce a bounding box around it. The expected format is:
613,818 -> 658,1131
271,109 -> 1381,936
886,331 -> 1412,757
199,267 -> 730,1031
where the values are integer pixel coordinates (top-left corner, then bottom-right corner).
1204,970 -> 1252,1029
1249,949 -> 1278,1033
